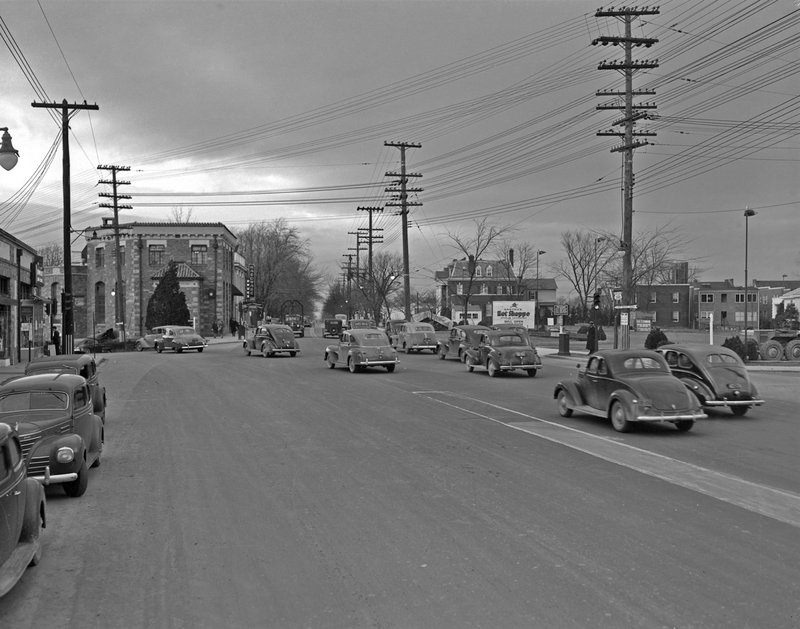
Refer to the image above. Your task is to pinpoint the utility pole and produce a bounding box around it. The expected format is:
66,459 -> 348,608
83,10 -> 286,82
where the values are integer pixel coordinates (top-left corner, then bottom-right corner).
98,165 -> 132,342
385,141 -> 422,321
347,230 -> 365,284
593,7 -> 658,348
31,99 -> 99,354
342,254 -> 354,319
356,207 -> 384,288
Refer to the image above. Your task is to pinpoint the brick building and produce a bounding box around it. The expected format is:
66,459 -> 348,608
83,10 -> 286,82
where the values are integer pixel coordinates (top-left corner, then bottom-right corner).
81,220 -> 240,339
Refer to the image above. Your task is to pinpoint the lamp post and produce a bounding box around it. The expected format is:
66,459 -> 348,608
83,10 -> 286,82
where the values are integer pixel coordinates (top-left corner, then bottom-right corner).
0,128 -> 20,171
535,250 -> 545,328
743,208 -> 757,360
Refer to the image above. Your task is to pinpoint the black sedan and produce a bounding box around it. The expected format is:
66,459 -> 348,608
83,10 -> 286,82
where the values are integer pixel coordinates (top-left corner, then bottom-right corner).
553,349 -> 706,432
655,344 -> 764,416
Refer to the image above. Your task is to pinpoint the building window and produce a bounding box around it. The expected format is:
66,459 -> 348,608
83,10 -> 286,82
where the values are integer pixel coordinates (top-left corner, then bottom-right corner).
191,245 -> 208,265
149,244 -> 165,266
700,310 -> 712,320
475,266 -> 482,277
748,293 -> 756,302
672,311 -> 680,323
95,247 -> 104,268
0,276 -> 8,295
481,283 -> 488,294
721,293 -> 728,303
700,293 -> 714,303
735,293 -> 744,303
456,283 -> 463,295
649,291 -> 657,303
735,311 -> 745,322
672,292 -> 680,303
486,266 -> 493,277
94,282 -> 106,324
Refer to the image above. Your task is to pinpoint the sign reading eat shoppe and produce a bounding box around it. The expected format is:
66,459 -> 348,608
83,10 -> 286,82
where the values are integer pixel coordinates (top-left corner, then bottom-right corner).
492,301 -> 536,329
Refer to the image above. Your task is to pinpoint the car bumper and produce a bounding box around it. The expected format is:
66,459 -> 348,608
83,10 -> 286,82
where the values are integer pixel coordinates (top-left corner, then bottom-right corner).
409,344 -> 438,350
31,465 -> 78,485
634,411 -> 707,422
498,363 -> 540,371
357,358 -> 399,367
704,398 -> 764,407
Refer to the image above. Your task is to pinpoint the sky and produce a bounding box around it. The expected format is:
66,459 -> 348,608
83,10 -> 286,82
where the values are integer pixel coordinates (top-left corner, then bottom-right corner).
0,0 -> 798,298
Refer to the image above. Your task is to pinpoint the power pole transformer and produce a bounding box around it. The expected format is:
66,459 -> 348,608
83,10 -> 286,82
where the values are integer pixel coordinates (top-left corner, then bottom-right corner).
593,6 -> 658,347
98,164 -> 132,342
384,141 -> 422,321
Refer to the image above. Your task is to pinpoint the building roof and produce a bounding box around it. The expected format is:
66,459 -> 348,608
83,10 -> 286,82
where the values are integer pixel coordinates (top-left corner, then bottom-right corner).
151,262 -> 202,281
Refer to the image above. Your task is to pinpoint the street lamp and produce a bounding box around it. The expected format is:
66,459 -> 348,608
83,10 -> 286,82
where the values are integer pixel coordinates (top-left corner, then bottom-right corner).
0,128 -> 20,171
743,208 -> 757,360
535,250 -> 545,328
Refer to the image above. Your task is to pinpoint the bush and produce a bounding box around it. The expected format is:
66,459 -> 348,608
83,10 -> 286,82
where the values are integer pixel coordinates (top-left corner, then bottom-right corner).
644,328 -> 670,349
722,336 -> 759,360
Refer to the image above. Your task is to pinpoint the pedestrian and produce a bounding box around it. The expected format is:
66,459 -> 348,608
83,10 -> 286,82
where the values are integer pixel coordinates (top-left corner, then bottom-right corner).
211,320 -> 219,338
51,327 -> 61,355
586,322 -> 597,354
229,317 -> 237,336
217,319 -> 224,338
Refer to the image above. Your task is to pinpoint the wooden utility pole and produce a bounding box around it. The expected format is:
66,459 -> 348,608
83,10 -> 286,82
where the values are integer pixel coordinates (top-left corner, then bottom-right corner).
31,99 -> 99,354
355,206 -> 384,287
593,7 -> 658,347
385,141 -> 422,321
98,164 -> 132,341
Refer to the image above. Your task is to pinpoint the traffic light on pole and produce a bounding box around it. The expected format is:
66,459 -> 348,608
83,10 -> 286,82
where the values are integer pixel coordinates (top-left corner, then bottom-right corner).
62,292 -> 73,313
593,293 -> 601,310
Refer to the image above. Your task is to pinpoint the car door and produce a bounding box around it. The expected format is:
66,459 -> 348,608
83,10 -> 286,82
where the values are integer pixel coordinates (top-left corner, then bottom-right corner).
0,434 -> 25,562
72,384 -> 99,457
583,356 -> 608,409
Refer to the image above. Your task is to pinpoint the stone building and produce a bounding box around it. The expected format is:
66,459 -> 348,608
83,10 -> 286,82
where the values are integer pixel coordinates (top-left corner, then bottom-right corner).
81,220 -> 240,339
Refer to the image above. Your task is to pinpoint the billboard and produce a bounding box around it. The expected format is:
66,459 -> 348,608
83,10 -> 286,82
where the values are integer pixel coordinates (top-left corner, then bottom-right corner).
492,301 -> 536,329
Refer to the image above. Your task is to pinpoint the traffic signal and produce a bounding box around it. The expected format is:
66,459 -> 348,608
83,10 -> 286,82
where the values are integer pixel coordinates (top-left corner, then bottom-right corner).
62,292 -> 73,312
593,293 -> 601,310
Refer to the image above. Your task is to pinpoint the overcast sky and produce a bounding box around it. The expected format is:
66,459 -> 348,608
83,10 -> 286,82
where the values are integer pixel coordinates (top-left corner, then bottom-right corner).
1,0 -> 798,296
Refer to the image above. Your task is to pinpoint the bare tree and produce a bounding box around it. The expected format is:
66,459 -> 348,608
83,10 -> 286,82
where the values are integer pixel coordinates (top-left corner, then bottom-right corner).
446,218 -> 512,322
38,241 -> 63,267
360,251 -> 403,322
496,240 -> 537,296
169,206 -> 194,223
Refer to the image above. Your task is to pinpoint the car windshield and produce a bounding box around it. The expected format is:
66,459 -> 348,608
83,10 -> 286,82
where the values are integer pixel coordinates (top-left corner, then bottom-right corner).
706,353 -> 740,365
621,356 -> 667,372
357,332 -> 388,347
176,327 -> 196,335
414,325 -> 433,332
0,390 -> 69,411
27,365 -> 78,375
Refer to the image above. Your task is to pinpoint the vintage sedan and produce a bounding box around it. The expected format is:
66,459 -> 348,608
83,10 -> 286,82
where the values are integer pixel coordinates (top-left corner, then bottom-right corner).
656,344 -> 765,416
0,422 -> 46,598
464,330 -> 542,377
154,326 -> 207,353
396,322 -> 438,353
348,318 -> 376,330
0,373 -> 103,497
436,325 -> 490,361
325,328 -> 399,373
243,324 -> 300,357
553,349 -> 706,433
384,319 -> 408,345
25,354 -> 107,423
322,319 -> 343,339
135,326 -> 167,351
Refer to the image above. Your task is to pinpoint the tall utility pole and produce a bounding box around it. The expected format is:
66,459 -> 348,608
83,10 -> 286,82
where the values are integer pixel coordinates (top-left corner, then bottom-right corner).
347,230 -> 366,283
385,141 -> 422,321
31,99 -> 99,354
98,164 -> 132,342
355,206 -> 384,287
593,7 -> 658,348
342,254 -> 354,319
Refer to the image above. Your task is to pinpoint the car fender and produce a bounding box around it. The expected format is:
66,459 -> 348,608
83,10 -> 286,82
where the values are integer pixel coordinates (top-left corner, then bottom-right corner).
607,389 -> 637,416
553,380 -> 584,406
680,378 -> 714,405
21,478 -> 46,539
29,432 -> 88,465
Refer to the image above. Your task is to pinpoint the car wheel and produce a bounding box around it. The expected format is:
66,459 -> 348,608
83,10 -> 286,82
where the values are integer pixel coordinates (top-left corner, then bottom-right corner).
348,359 -> 358,374
135,341 -> 144,351
760,340 -> 783,360
526,368 -> 537,377
20,481 -> 43,565
155,343 -> 162,353
326,354 -> 336,369
386,364 -> 396,373
290,351 -> 297,357
557,389 -> 573,417
785,339 -> 800,361
610,401 -> 632,433
402,343 -> 407,353
197,347 -> 204,353
175,345 -> 183,353
262,344 -> 269,358
731,406 -> 749,417
63,459 -> 89,498
675,420 -> 694,432
487,360 -> 499,377
465,356 -> 474,372
438,347 -> 446,360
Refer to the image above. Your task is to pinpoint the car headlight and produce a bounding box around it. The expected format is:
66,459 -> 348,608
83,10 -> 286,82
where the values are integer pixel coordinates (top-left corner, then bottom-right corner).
56,446 -> 75,464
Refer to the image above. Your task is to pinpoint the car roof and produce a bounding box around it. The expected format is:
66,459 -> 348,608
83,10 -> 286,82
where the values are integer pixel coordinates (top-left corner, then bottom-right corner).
658,343 -> 742,360
0,373 -> 86,393
592,349 -> 668,369
346,327 -> 385,338
27,353 -> 95,368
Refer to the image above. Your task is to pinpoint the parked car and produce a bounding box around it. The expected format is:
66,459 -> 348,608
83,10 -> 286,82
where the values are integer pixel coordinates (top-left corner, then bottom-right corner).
135,326 -> 167,351
396,322 -> 438,353
25,354 -> 107,423
0,373 -> 104,496
553,349 -> 706,432
464,330 -> 542,377
154,326 -> 207,353
655,344 -> 765,416
243,324 -> 300,357
73,328 -> 117,354
348,318 -> 376,330
323,319 -> 343,339
325,328 -> 399,373
436,325 -> 490,361
384,319 -> 408,345
0,422 -> 46,598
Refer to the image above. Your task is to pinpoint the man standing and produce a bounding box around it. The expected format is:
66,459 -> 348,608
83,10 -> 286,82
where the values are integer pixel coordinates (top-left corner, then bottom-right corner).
586,322 -> 597,354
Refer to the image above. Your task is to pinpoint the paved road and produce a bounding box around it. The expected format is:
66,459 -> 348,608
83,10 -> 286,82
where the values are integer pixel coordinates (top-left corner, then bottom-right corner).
1,338 -> 798,628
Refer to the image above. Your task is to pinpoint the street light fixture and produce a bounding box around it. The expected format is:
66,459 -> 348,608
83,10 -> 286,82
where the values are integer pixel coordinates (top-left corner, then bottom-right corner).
743,208 -> 757,360
0,128 -> 20,171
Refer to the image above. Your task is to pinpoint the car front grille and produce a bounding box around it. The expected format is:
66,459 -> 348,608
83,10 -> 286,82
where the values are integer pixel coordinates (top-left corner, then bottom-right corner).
27,455 -> 50,477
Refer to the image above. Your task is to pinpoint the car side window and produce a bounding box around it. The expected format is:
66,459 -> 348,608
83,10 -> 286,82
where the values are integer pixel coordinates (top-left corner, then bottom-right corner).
586,356 -> 599,375
597,359 -> 608,376
677,354 -> 692,369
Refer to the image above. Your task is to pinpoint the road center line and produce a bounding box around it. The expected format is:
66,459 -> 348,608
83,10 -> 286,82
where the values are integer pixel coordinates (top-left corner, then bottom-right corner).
414,390 -> 800,529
